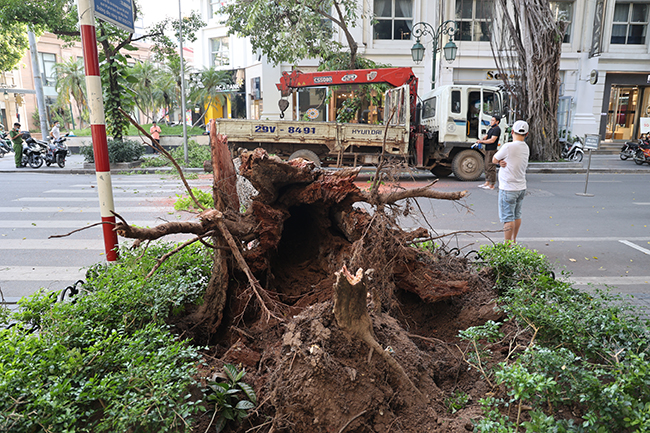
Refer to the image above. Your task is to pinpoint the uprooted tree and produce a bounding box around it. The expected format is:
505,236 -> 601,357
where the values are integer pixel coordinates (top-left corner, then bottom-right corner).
113,120 -> 473,360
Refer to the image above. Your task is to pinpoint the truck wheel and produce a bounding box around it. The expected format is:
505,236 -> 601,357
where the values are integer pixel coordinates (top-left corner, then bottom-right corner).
289,149 -> 321,167
451,150 -> 484,181
431,166 -> 452,178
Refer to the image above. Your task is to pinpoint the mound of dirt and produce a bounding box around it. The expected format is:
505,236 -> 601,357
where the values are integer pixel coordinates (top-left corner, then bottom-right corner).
191,261 -> 503,433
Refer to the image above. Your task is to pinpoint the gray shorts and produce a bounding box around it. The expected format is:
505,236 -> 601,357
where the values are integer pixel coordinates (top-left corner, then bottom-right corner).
498,189 -> 526,222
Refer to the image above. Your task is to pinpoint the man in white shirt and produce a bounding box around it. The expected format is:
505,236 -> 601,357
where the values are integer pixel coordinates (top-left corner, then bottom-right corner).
492,120 -> 530,243
50,121 -> 61,141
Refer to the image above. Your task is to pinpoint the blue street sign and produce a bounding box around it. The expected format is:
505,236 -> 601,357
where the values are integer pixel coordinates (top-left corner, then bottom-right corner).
93,0 -> 135,33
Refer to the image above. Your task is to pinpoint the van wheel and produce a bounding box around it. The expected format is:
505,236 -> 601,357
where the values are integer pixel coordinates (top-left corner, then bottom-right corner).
289,149 -> 321,167
451,150 -> 484,181
431,166 -> 452,177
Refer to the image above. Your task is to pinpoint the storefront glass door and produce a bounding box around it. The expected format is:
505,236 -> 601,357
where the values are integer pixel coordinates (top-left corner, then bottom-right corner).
607,86 -> 639,140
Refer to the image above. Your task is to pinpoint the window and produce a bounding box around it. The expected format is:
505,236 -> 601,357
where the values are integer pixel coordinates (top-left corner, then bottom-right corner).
550,1 -> 574,43
455,0 -> 492,41
209,0 -> 227,18
422,97 -> 436,119
451,90 -> 461,114
482,91 -> 500,117
210,37 -> 230,67
38,53 -> 57,87
373,0 -> 413,40
611,3 -> 648,44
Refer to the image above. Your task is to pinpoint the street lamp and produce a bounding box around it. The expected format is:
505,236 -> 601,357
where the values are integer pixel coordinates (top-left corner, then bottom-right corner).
410,21 -> 458,89
3,90 -> 8,101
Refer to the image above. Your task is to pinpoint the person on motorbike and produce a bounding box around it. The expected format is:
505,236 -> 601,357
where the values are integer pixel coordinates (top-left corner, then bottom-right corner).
10,122 -> 23,168
50,121 -> 61,141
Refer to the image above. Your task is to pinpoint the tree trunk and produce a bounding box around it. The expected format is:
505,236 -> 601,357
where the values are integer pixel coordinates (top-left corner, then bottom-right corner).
490,0 -> 566,160
191,121 -> 240,333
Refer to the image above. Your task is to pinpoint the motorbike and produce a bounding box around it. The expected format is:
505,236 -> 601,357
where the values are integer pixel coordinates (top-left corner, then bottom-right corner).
0,132 -> 11,158
620,140 -> 640,160
561,137 -> 584,162
633,141 -> 650,165
21,132 -> 48,169
44,133 -> 70,168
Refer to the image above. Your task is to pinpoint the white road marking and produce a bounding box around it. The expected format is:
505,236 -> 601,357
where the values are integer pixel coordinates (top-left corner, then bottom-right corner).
540,180 -> 623,183
44,188 -> 192,194
570,276 -> 650,285
1,220 -> 166,228
14,197 -> 173,202
633,203 -> 650,205
436,232 -> 650,242
0,206 -> 171,213
0,266 -> 87,280
619,240 -> 650,256
0,239 -> 105,250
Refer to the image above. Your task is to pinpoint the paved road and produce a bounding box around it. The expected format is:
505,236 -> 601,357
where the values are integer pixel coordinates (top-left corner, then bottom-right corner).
0,151 -> 649,315
0,170 -> 211,304
385,172 -> 650,315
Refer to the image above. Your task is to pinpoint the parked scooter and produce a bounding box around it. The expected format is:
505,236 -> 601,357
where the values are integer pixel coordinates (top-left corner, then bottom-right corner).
21,132 -> 48,169
44,133 -> 70,168
620,140 -> 640,160
561,137 -> 584,162
633,141 -> 650,165
0,132 -> 11,158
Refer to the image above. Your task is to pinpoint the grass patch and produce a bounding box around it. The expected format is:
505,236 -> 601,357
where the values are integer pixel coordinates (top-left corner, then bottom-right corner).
71,123 -> 206,137
141,139 -> 211,169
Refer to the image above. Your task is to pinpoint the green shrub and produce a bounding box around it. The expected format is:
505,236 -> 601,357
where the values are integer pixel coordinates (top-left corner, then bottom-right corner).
80,138 -> 145,163
471,244 -> 650,432
141,140 -> 211,168
206,364 -> 257,432
0,242 -> 212,432
175,187 -> 214,211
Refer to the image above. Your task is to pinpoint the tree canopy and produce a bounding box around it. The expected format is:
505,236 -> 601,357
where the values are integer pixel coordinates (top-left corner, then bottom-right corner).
220,0 -> 362,68
0,0 -> 204,139
0,24 -> 28,73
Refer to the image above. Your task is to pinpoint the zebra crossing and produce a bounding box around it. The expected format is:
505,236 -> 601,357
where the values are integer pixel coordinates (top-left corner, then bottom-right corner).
0,175 -> 212,304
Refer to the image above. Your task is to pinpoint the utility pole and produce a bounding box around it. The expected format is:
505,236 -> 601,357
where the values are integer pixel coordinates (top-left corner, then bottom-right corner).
28,31 -> 49,140
179,0 -> 188,165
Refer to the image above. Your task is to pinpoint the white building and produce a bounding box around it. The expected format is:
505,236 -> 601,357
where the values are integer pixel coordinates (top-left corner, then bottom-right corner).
195,0 -> 650,142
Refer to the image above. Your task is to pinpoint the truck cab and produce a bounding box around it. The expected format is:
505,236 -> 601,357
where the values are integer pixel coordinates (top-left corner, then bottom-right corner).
419,85 -> 508,180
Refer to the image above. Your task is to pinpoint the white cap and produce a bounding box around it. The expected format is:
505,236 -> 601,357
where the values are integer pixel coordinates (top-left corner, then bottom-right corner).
512,120 -> 529,135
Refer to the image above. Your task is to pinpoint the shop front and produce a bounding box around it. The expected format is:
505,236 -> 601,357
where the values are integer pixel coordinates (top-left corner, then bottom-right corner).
600,73 -> 650,141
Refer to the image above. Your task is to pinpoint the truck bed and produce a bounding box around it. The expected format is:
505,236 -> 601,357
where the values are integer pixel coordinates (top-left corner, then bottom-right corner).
216,119 -> 410,166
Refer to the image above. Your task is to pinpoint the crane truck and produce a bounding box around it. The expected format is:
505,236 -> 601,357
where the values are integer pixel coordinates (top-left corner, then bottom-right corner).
215,67 -> 507,181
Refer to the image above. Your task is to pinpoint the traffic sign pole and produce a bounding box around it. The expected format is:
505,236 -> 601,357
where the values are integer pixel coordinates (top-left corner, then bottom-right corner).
77,0 -> 119,261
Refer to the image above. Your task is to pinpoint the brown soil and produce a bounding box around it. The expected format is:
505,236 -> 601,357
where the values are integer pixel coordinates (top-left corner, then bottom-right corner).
188,257 -> 506,433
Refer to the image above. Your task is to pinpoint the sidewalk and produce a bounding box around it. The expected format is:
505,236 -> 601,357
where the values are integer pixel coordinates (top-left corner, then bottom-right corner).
0,151 -> 648,175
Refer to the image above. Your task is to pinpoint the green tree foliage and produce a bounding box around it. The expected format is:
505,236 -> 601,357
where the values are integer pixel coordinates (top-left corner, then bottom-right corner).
53,57 -> 87,128
0,0 -> 204,140
189,67 -> 232,121
0,24 -> 28,73
220,0 -> 363,68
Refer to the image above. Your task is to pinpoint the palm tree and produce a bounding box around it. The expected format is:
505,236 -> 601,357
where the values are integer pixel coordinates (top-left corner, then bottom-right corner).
130,60 -> 159,122
151,65 -> 181,124
190,67 -> 232,123
53,57 -> 87,129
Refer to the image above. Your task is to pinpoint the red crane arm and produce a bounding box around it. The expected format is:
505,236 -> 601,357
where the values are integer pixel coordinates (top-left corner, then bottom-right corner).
276,67 -> 419,122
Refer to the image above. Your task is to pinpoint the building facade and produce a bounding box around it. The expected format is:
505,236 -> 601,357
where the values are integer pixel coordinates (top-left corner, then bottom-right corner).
182,1 -> 650,141
1,32 -> 154,135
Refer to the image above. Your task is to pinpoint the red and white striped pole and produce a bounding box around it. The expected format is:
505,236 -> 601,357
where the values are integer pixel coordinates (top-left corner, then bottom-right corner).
77,0 -> 119,261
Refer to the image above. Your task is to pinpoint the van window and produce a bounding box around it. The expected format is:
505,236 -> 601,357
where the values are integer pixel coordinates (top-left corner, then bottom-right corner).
422,97 -> 436,118
482,91 -> 501,116
451,90 -> 461,113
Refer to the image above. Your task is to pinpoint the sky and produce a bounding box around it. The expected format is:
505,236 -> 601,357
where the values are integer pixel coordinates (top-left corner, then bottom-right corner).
136,0 -> 199,28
